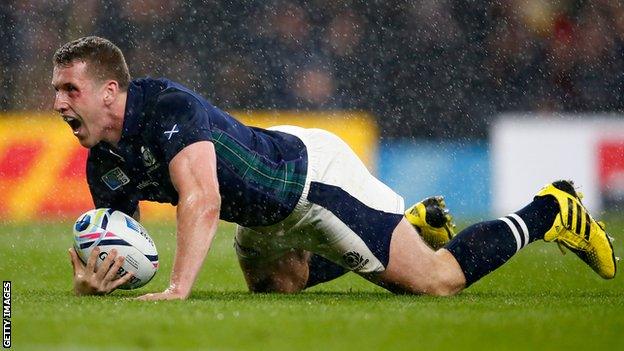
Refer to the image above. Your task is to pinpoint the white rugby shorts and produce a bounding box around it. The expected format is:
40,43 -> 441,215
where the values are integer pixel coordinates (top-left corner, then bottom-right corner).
234,125 -> 405,274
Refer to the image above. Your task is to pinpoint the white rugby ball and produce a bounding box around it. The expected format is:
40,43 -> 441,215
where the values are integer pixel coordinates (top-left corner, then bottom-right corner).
72,208 -> 158,290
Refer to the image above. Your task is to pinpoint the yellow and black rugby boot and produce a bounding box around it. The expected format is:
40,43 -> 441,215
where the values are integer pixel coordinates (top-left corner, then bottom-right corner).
535,180 -> 617,279
405,196 -> 455,250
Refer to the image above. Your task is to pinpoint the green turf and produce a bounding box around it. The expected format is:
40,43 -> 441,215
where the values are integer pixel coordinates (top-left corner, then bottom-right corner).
1,218 -> 623,351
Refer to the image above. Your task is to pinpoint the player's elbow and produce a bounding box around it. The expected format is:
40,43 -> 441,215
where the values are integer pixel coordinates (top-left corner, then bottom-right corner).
179,192 -> 221,218
197,197 -> 221,219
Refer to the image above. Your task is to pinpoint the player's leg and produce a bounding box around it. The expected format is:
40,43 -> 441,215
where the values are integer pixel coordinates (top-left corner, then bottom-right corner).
368,218 -> 465,295
237,249 -> 310,293
237,244 -> 365,292
234,226 -> 311,293
235,197 -> 453,293
440,180 -> 615,285
306,186 -> 558,295
237,248 -> 350,292
375,187 -> 560,294
376,180 -> 617,294
266,126 -> 463,293
304,196 -> 456,289
372,190 -> 558,294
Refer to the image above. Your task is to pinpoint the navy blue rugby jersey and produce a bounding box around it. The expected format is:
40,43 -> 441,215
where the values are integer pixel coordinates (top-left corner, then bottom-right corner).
87,78 -> 308,227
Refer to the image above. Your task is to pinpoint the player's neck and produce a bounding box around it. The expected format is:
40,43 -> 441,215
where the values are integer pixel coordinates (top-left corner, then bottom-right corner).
104,91 -> 127,147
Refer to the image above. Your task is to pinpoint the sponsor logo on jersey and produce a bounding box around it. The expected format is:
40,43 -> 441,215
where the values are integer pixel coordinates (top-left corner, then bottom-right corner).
136,180 -> 159,190
101,167 -> 130,190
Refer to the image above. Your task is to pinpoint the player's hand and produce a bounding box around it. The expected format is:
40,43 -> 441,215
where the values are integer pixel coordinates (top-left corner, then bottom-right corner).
68,247 -> 133,296
136,287 -> 189,301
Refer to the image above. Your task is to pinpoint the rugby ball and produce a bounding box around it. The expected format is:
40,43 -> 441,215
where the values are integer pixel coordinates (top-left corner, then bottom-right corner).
72,208 -> 158,289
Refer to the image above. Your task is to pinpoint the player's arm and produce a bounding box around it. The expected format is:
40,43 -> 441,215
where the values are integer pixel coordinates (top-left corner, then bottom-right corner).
137,141 -> 220,301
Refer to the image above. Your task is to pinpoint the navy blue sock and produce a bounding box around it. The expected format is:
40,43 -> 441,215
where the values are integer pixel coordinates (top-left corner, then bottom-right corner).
445,196 -> 559,286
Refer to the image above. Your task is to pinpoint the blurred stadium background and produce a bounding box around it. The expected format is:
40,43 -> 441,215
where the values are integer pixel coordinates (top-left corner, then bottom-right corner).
1,0 -> 624,221
3,2 -> 624,350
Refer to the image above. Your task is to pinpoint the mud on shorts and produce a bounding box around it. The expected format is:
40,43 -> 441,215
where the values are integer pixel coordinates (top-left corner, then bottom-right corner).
234,125 -> 405,277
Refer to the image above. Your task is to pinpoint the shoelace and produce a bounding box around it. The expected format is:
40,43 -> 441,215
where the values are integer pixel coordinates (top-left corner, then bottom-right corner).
555,218 -> 619,261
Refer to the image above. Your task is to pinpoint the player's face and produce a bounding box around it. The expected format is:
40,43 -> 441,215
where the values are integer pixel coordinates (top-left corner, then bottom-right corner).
52,61 -> 108,148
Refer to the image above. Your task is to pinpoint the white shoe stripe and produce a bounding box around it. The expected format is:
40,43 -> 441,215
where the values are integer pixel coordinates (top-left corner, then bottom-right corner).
499,217 -> 522,253
508,213 -> 530,248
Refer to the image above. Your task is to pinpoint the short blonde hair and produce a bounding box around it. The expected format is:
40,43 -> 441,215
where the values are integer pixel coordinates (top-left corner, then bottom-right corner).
53,36 -> 131,91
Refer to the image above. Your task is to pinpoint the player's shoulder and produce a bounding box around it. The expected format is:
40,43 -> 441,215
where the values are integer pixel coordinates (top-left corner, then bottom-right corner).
130,77 -> 203,113
132,77 -> 215,137
140,78 -> 204,109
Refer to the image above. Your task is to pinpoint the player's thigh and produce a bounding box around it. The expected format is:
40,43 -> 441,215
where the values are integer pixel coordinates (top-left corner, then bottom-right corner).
235,226 -> 310,293
295,129 -> 407,285
368,218 -> 466,295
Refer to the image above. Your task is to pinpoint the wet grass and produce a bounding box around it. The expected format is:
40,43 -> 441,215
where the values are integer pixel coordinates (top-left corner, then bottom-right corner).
1,219 -> 623,350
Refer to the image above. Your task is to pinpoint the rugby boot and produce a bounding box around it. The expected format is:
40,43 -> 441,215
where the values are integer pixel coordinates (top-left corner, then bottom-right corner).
405,196 -> 455,250
535,180 -> 617,279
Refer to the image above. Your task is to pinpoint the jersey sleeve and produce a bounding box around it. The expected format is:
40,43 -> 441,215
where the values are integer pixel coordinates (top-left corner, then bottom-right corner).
152,90 -> 213,164
86,149 -> 139,216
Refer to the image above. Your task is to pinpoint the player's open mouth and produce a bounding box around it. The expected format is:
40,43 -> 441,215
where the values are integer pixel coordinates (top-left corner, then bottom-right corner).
63,115 -> 82,135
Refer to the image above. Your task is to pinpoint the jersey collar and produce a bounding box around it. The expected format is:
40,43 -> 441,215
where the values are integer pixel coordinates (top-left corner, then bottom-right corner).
121,81 -> 143,139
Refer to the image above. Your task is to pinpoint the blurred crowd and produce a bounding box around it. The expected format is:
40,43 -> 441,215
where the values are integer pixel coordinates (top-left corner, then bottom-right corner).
1,0 -> 624,138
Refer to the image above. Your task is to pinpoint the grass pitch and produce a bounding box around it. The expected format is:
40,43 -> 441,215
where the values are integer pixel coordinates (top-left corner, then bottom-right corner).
2,218 -> 624,350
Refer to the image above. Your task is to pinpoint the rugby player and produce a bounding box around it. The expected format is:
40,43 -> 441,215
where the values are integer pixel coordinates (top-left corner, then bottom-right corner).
53,37 -> 616,300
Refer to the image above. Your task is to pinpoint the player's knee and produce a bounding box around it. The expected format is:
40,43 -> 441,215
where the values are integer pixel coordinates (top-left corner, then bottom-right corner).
426,276 -> 463,297
398,266 -> 464,296
424,250 -> 466,296
240,249 -> 311,294
384,272 -> 463,296
396,277 -> 461,296
424,263 -> 465,296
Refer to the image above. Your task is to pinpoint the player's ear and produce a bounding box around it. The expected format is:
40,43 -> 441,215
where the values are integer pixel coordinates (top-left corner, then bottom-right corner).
102,80 -> 119,106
